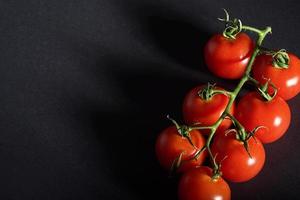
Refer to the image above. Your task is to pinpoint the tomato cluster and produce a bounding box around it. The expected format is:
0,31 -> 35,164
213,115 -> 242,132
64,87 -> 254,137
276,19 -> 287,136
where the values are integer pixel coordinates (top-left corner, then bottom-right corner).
155,11 -> 300,200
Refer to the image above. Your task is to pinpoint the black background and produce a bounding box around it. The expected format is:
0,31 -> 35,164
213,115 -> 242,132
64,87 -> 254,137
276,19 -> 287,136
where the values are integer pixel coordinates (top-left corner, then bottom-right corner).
1,0 -> 300,199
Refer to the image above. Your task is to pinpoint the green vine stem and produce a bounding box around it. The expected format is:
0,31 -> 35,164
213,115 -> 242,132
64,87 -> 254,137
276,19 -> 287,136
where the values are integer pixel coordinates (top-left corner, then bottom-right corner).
198,83 -> 232,101
193,24 -> 272,172
272,49 -> 290,68
248,76 -> 278,101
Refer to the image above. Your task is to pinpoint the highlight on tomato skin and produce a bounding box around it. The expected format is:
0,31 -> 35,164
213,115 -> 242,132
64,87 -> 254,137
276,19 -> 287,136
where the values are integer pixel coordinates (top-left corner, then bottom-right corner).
211,131 -> 266,183
204,32 -> 254,79
253,53 -> 300,100
235,92 -> 291,143
178,166 -> 231,200
182,85 -> 235,134
155,126 -> 207,173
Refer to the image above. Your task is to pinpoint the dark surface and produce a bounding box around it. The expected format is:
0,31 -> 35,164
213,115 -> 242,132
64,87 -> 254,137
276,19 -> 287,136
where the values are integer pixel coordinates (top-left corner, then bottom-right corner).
0,0 -> 300,199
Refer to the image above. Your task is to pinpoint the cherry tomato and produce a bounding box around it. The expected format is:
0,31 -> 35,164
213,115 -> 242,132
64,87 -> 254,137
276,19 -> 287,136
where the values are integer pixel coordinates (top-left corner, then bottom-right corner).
235,92 -> 291,143
253,53 -> 300,100
211,131 -> 265,182
155,126 -> 206,173
182,85 -> 234,133
204,33 -> 254,79
178,166 -> 231,200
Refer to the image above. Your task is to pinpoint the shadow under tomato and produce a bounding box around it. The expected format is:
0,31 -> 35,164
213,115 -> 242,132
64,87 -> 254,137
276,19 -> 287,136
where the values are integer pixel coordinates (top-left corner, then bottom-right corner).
90,58 -> 199,200
70,3 -> 236,200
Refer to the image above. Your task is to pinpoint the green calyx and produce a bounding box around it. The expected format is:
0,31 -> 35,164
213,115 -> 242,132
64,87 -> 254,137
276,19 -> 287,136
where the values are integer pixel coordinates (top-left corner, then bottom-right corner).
224,128 -> 253,158
166,115 -> 196,148
218,8 -> 242,39
198,83 -> 229,101
226,114 -> 266,158
211,153 -> 227,181
198,83 -> 216,100
248,75 -> 278,101
272,49 -> 290,69
257,80 -> 278,101
212,167 -> 222,181
169,152 -> 184,176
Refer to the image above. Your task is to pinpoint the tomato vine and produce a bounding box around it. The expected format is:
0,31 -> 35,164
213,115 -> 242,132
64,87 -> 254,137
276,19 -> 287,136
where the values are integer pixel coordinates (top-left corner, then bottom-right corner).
156,8 -> 299,200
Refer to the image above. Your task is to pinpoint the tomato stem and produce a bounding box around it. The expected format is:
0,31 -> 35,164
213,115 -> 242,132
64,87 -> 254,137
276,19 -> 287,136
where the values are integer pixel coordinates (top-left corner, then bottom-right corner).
218,8 -> 243,39
247,75 -> 278,101
205,24 -> 272,176
188,10 -> 272,176
166,115 -> 197,148
242,25 -> 266,35
190,126 -> 213,130
272,49 -> 290,69
257,81 -> 278,101
256,47 -> 290,69
248,75 -> 260,85
198,83 -> 231,101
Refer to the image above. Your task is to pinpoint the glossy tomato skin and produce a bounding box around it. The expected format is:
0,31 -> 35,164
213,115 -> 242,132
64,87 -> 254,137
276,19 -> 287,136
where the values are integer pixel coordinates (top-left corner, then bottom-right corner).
211,132 -> 265,182
155,126 -> 206,173
236,92 -> 291,143
204,33 -> 254,79
183,85 -> 234,133
253,53 -> 300,100
178,166 -> 231,200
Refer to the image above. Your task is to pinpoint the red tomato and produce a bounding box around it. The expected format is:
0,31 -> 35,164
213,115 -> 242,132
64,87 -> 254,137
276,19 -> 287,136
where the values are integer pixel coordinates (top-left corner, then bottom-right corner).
182,85 -> 234,133
211,131 -> 265,182
235,92 -> 291,143
204,33 -> 254,79
155,126 -> 206,173
253,53 -> 300,100
178,166 -> 231,200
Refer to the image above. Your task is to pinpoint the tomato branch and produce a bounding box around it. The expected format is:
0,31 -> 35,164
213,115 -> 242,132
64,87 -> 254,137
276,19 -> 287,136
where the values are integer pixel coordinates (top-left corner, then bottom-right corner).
203,25 -> 272,174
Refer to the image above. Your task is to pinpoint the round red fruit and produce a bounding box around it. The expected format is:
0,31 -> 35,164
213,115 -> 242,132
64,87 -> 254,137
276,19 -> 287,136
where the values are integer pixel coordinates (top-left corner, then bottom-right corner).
183,85 -> 234,133
204,33 -> 254,79
155,126 -> 206,173
212,131 -> 265,182
236,92 -> 291,143
178,166 -> 231,200
253,53 -> 300,100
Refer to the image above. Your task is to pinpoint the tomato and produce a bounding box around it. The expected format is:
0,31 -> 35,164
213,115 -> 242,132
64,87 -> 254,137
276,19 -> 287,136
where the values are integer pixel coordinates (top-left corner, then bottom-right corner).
204,33 -> 254,79
155,126 -> 206,173
182,85 -> 234,133
211,131 -> 265,182
178,166 -> 231,200
252,53 -> 300,100
235,92 -> 291,143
